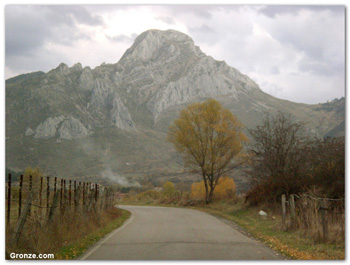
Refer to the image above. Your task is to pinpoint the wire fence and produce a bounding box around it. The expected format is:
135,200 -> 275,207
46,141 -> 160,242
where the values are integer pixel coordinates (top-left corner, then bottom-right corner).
6,173 -> 117,244
281,193 -> 345,243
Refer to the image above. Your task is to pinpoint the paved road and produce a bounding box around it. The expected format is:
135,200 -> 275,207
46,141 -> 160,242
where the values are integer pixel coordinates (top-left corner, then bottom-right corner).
80,205 -> 283,260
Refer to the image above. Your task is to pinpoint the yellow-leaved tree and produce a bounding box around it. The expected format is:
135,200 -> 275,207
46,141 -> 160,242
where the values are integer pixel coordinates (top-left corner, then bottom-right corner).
162,181 -> 176,198
168,99 -> 248,204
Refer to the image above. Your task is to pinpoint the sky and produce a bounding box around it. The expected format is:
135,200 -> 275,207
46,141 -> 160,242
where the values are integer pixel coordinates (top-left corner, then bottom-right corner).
4,3 -> 346,104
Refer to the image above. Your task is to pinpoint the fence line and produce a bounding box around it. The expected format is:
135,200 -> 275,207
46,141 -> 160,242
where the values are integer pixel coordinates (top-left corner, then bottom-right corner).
281,193 -> 345,241
6,173 -> 117,244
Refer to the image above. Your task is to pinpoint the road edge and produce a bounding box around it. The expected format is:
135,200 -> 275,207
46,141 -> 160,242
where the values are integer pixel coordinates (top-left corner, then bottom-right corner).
78,207 -> 134,260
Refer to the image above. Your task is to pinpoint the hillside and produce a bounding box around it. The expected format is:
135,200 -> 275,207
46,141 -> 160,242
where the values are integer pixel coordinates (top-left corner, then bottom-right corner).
6,29 -> 344,191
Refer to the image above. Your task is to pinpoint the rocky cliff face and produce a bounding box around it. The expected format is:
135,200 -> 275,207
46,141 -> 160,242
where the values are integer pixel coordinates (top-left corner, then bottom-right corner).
5,29 -> 344,184
31,115 -> 91,140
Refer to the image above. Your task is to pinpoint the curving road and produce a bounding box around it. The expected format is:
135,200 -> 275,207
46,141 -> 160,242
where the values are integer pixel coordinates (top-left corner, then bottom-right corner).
80,205 -> 283,260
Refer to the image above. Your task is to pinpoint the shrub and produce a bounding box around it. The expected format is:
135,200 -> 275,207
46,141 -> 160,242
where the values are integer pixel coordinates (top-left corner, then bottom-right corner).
191,177 -> 236,201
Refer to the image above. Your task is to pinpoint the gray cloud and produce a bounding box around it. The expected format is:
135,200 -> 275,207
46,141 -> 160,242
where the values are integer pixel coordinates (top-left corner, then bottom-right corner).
256,6 -> 345,79
156,15 -> 176,25
258,5 -> 345,18
298,58 -> 344,76
5,6 -> 51,57
163,5 -> 213,19
106,33 -> 137,43
189,24 -> 218,45
5,5 -> 103,57
48,5 -> 104,26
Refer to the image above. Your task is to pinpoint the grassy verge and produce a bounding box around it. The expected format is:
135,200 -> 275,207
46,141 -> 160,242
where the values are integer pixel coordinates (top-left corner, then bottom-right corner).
120,198 -> 344,260
188,201 -> 344,260
55,209 -> 131,260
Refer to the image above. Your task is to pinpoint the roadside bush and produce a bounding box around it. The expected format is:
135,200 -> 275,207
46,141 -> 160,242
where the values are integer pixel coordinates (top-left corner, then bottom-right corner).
246,112 -> 311,205
191,176 -> 236,201
162,181 -> 176,198
136,190 -> 161,201
306,137 -> 345,200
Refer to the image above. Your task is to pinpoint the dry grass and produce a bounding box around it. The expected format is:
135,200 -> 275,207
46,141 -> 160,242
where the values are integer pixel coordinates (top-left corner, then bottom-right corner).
6,206 -> 123,259
291,196 -> 345,245
191,199 -> 345,260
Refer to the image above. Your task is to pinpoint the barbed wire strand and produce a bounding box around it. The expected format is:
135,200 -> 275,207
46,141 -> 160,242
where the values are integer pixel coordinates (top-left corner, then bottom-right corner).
291,194 -> 345,201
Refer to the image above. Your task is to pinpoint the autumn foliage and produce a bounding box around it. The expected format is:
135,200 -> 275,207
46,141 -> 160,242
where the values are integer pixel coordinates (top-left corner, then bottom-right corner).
191,176 -> 236,201
168,99 -> 247,203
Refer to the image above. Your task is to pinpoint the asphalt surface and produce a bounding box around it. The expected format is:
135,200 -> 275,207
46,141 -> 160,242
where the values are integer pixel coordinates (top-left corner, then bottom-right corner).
79,205 -> 283,260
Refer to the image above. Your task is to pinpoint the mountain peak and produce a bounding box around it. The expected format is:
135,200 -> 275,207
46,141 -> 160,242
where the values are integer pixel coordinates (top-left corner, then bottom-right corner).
136,29 -> 194,43
119,29 -> 204,64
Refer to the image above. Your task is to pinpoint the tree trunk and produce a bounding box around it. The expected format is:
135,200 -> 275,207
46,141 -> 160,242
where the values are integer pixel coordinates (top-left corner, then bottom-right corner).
205,183 -> 215,204
208,188 -> 214,204
204,183 -> 210,204
202,171 -> 210,204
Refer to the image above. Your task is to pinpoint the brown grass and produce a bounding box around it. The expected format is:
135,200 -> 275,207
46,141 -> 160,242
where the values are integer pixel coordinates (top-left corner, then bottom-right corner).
6,206 -> 122,259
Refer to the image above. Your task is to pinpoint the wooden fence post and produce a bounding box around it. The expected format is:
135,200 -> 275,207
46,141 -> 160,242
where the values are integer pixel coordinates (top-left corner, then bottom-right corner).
28,175 -> 32,216
12,191 -> 33,244
63,179 -> 67,212
100,187 -> 105,210
95,183 -> 98,203
290,194 -> 296,228
39,177 -> 43,208
78,182 -> 81,209
60,179 -> 63,208
46,176 -> 50,213
74,180 -> 77,209
320,199 -> 329,240
29,175 -> 32,191
54,177 -> 57,193
7,174 -> 12,226
69,180 -> 72,206
18,175 -> 23,219
82,182 -> 86,207
281,194 -> 287,226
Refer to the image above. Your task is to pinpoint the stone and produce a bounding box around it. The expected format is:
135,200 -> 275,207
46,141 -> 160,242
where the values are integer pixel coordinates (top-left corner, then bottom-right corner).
34,116 -> 65,139
25,127 -> 34,136
58,116 -> 91,140
78,66 -> 94,91
259,210 -> 268,219
90,79 -> 135,130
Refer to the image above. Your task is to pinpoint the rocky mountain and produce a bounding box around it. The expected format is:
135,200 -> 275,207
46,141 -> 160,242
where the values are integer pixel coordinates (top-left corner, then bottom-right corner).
6,29 -> 345,190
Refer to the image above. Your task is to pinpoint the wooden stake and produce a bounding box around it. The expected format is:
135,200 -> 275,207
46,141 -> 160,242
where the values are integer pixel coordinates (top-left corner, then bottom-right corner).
54,177 -> 57,193
69,180 -> 72,205
82,182 -> 85,207
95,183 -> 98,202
18,175 -> 23,219
290,194 -> 296,228
320,199 -> 329,240
28,175 -> 32,216
39,177 -> 43,207
46,176 -> 50,212
60,179 -> 63,208
281,194 -> 287,226
29,175 -> 32,191
74,180 -> 77,208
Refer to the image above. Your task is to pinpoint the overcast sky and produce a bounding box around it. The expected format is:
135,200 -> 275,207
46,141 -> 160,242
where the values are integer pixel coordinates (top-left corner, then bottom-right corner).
4,4 -> 345,104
